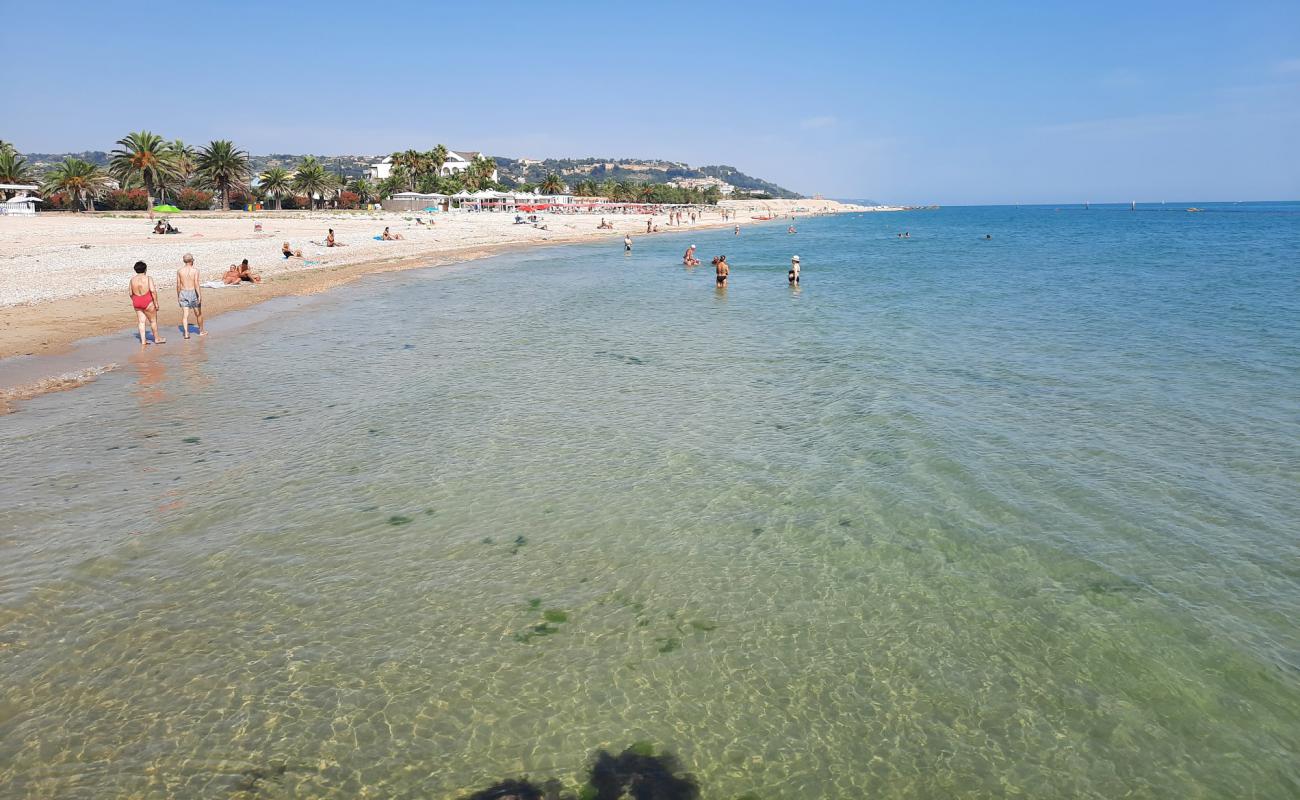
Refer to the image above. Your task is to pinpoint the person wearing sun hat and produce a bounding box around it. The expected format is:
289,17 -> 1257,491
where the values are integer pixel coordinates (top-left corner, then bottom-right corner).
788,255 -> 800,284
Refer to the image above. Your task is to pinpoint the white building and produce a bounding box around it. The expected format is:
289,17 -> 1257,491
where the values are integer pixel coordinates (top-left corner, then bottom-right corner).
0,185 -> 41,215
366,150 -> 497,182
666,176 -> 735,196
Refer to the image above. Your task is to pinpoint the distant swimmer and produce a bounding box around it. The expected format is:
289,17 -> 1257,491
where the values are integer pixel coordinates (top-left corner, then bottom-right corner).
984,234 -> 992,240
624,234 -> 633,253
684,244 -> 700,266
128,260 -> 165,346
734,225 -> 740,235
788,225 -> 796,234
788,255 -> 800,285
715,255 -> 730,287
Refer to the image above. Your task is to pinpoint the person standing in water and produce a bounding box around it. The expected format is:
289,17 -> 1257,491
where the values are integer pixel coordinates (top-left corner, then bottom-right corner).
624,234 -> 633,253
734,225 -> 740,236
683,244 -> 700,266
128,261 -> 165,346
715,255 -> 730,287
175,253 -> 205,339
788,255 -> 800,285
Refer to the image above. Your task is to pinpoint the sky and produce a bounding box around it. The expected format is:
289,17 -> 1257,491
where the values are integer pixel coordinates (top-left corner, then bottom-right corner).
4,0 -> 1298,204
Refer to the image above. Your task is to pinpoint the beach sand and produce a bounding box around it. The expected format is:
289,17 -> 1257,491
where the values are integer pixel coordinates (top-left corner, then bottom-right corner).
0,199 -> 875,407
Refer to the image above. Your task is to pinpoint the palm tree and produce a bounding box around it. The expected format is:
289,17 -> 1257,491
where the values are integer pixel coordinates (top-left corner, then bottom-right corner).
392,149 -> 429,179
389,164 -> 414,192
258,166 -> 293,210
291,157 -> 331,210
348,177 -> 376,204
167,139 -> 197,179
196,140 -> 250,210
472,155 -> 497,185
376,174 -> 405,200
0,149 -> 34,196
415,173 -> 439,194
540,173 -> 565,195
41,158 -> 112,211
429,144 -> 449,175
110,131 -> 177,209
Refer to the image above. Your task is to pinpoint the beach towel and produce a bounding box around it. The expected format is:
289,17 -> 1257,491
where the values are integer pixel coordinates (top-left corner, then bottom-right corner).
200,280 -> 251,289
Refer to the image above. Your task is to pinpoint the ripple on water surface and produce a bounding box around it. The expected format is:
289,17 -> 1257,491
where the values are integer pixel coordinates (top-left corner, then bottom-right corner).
1,205 -> 1298,798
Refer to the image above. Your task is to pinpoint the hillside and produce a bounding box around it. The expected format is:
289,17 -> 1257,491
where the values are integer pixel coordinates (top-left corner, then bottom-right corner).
493,157 -> 800,198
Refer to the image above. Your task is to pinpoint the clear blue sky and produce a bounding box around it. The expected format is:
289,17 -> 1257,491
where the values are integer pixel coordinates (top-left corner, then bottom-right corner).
5,1 -> 1298,204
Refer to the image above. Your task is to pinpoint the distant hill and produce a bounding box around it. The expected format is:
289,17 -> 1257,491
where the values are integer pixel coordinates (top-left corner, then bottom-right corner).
20,150 -> 802,197
493,157 -> 801,198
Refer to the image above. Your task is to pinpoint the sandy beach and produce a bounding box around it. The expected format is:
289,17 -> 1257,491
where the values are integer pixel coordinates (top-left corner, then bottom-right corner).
0,199 -> 878,408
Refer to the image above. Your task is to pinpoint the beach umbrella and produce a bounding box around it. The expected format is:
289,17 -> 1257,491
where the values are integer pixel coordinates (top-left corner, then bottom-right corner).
153,204 -> 181,213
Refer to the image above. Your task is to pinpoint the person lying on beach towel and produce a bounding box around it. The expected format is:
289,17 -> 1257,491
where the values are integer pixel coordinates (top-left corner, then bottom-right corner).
282,242 -> 302,259
325,229 -> 347,247
381,227 -> 404,240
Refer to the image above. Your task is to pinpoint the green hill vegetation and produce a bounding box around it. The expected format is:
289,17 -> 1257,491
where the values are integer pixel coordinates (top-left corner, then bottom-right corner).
10,134 -> 802,209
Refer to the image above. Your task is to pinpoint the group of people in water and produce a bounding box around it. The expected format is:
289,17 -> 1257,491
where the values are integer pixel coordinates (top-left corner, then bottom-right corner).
126,215 -> 813,348
674,242 -> 799,287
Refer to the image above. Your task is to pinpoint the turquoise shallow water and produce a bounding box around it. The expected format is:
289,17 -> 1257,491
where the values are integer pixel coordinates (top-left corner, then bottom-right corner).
1,203 -> 1298,798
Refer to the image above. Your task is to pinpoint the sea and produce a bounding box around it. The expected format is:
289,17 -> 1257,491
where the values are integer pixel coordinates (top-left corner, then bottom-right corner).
1,202 -> 1297,798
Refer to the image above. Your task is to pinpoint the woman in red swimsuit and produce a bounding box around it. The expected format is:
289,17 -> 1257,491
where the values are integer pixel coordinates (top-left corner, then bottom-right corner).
128,261 -> 165,346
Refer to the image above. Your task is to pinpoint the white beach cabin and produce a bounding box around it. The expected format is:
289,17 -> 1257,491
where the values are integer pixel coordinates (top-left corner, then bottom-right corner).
0,187 -> 41,216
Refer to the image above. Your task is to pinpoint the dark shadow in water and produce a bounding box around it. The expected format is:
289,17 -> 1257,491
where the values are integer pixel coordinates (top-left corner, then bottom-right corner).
462,743 -> 703,800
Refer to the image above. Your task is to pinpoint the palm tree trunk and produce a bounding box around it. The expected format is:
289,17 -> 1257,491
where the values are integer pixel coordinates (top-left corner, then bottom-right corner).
276,196 -> 282,211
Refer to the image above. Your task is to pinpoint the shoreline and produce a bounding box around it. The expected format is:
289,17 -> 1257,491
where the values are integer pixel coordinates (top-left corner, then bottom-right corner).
0,201 -> 874,411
